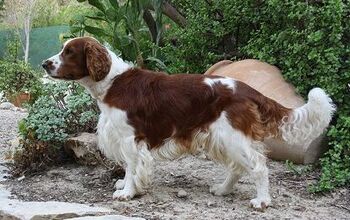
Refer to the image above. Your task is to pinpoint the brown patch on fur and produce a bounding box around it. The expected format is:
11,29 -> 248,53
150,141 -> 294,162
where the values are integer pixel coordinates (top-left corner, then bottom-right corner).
85,39 -> 111,81
55,37 -> 111,81
104,68 -> 291,149
229,81 -> 291,140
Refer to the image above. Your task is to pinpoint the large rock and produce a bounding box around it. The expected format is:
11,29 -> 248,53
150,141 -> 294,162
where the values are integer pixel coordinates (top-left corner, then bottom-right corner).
0,102 -> 15,110
64,133 -> 103,166
0,186 -> 113,220
30,213 -> 80,220
0,210 -> 21,220
64,133 -> 125,178
205,59 -> 327,164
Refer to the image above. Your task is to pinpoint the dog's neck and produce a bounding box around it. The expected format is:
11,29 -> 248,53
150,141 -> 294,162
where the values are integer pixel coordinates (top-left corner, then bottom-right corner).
77,49 -> 132,100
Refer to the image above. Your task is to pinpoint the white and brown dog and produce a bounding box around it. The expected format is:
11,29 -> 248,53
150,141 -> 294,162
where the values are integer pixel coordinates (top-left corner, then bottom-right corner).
42,37 -> 335,210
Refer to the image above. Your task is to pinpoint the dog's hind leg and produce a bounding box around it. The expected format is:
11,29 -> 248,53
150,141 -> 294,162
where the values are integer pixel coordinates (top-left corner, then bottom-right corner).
209,164 -> 244,196
226,140 -> 270,210
208,113 -> 271,209
247,149 -> 270,210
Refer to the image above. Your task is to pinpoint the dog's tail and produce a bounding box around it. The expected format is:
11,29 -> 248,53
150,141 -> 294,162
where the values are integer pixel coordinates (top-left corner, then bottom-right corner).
278,88 -> 336,146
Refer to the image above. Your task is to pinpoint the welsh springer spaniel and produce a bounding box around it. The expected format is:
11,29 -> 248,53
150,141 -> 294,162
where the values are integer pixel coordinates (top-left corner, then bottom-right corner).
42,37 -> 335,210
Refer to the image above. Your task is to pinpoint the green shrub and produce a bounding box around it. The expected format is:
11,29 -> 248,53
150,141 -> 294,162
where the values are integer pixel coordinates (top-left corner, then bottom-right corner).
239,0 -> 350,191
0,36 -> 43,102
20,82 -> 99,142
14,81 -> 99,175
70,0 -> 166,70
0,60 -> 43,104
164,0 -> 349,191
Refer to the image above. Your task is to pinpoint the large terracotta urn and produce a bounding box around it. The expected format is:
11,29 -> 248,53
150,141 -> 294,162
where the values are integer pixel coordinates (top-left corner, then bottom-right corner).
205,59 -> 326,164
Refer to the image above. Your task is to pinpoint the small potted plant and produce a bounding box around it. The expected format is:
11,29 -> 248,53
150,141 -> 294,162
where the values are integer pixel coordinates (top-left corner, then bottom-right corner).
0,60 -> 42,107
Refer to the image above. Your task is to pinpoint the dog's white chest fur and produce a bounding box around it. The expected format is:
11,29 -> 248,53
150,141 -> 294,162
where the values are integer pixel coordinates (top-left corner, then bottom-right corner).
96,102 -> 135,163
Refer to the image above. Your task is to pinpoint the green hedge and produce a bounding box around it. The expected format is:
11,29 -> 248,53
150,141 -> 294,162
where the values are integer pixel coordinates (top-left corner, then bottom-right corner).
162,0 -> 349,191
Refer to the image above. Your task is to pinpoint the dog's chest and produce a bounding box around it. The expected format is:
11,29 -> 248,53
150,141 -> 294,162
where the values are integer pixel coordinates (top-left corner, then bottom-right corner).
96,102 -> 135,161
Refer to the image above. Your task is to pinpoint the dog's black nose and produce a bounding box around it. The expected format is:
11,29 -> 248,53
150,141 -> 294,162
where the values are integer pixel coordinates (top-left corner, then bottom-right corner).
42,60 -> 52,71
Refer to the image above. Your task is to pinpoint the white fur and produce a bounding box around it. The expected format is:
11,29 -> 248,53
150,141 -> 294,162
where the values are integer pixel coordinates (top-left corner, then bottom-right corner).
97,102 -> 153,200
46,39 -> 74,77
77,49 -> 131,99
206,113 -> 270,208
279,87 -> 336,147
46,54 -> 61,77
151,132 -> 210,160
204,77 -> 236,90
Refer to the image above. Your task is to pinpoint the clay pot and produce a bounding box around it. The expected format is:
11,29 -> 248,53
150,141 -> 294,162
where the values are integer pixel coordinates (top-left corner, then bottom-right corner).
9,92 -> 31,107
205,59 -> 327,164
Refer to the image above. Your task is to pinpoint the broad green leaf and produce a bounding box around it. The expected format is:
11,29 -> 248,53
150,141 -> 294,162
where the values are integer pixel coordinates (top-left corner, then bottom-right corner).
146,57 -> 168,71
85,15 -> 107,22
108,0 -> 119,9
70,26 -> 83,34
88,0 -> 106,12
105,8 -> 118,21
84,25 -> 109,37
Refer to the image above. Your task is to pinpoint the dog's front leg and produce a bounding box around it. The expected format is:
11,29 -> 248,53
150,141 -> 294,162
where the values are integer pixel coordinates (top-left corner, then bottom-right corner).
114,177 -> 126,190
112,138 -> 153,200
113,165 -> 136,200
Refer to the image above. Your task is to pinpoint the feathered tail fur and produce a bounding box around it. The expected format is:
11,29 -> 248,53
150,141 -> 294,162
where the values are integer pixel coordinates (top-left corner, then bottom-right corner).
279,88 -> 336,146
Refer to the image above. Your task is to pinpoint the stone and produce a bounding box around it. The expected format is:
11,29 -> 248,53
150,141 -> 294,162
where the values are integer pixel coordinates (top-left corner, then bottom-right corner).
177,189 -> 188,198
205,59 -> 328,164
0,210 -> 21,220
206,201 -> 217,207
64,133 -> 103,166
30,213 -> 80,220
0,102 -> 15,110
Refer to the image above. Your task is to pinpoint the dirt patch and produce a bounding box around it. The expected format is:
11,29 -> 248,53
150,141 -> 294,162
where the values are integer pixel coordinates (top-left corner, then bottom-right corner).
4,156 -> 350,220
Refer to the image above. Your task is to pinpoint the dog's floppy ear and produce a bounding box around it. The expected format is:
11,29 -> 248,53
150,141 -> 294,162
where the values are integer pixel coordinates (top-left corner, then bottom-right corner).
85,40 -> 111,81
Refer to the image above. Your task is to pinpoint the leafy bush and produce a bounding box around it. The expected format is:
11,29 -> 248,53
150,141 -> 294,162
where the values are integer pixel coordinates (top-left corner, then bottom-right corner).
32,0 -> 93,27
20,82 -> 99,142
71,0 -> 166,69
164,0 -> 349,191
240,0 -> 350,192
0,37 -> 43,104
0,60 -> 43,104
14,81 -> 99,175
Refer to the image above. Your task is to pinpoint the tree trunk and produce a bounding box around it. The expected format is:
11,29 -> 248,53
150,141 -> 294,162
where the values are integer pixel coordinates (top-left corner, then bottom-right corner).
143,9 -> 157,43
162,1 -> 186,27
146,1 -> 187,28
24,17 -> 30,63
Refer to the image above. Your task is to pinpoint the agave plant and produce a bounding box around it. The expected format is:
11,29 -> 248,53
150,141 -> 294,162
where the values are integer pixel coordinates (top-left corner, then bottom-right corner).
71,0 -> 170,69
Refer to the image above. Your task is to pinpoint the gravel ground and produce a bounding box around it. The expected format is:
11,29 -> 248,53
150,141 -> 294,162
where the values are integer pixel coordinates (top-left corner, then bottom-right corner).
1,109 -> 350,220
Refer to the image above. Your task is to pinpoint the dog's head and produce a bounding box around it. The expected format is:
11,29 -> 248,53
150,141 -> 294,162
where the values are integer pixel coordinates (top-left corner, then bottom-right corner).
42,37 -> 111,81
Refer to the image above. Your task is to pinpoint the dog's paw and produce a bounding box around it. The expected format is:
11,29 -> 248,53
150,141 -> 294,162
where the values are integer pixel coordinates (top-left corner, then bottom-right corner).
114,179 -> 125,190
209,184 -> 234,196
249,197 -> 271,211
112,189 -> 135,201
